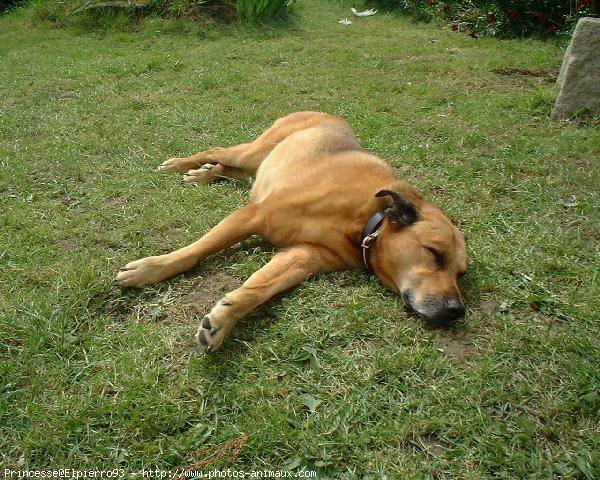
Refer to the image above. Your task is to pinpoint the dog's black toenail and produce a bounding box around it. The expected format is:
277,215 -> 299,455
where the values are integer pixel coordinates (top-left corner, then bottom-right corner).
210,327 -> 217,335
206,345 -> 213,353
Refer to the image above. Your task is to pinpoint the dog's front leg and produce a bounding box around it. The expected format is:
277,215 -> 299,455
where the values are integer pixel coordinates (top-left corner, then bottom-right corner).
116,204 -> 261,287
196,245 -> 337,353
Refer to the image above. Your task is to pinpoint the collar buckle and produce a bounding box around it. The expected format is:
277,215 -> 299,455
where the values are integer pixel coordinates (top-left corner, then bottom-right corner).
360,230 -> 380,249
359,210 -> 387,272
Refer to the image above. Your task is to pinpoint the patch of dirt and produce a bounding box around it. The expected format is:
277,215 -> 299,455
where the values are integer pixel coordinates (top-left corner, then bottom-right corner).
103,270 -> 241,326
105,196 -> 129,209
480,299 -> 499,314
182,270 -> 240,308
436,334 -> 476,364
408,433 -> 449,457
491,67 -> 557,83
421,434 -> 448,457
57,237 -> 79,253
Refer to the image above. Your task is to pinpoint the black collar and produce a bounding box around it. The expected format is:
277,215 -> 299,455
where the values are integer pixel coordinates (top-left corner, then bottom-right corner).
359,210 -> 386,272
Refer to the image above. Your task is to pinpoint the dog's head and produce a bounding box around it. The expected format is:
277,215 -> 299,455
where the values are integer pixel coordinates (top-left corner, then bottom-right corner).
370,181 -> 467,325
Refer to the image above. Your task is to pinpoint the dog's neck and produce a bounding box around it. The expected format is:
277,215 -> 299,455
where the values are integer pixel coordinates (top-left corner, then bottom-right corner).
348,195 -> 389,251
348,181 -> 423,267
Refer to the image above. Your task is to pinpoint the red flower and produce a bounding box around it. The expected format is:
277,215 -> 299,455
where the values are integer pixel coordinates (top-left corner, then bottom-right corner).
451,23 -> 458,31
487,14 -> 495,24
505,10 -> 518,19
534,12 -> 547,22
547,23 -> 558,32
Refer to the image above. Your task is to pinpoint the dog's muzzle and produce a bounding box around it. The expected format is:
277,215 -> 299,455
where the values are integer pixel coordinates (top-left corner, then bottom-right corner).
402,290 -> 465,325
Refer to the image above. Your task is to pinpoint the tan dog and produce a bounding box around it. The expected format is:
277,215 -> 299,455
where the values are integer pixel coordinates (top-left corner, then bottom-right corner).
116,112 -> 467,352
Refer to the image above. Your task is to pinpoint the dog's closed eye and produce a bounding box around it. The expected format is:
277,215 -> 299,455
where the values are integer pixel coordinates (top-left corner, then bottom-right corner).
425,246 -> 445,267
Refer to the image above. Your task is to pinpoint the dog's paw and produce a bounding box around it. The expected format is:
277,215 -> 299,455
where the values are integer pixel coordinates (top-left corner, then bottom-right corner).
158,157 -> 190,173
183,164 -> 220,184
116,256 -> 171,287
158,158 -> 199,173
195,298 -> 236,353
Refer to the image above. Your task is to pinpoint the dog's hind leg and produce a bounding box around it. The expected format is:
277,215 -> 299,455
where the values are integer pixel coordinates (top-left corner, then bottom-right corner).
158,145 -> 258,176
195,245 -> 338,352
116,204 -> 262,287
158,140 -> 273,182
158,112 -> 344,182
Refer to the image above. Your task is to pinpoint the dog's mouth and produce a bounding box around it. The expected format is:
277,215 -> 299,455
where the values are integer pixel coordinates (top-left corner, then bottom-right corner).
402,290 -> 416,311
401,289 -> 464,325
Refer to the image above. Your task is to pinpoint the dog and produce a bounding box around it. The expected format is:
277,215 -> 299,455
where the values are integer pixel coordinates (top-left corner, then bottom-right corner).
116,112 -> 467,352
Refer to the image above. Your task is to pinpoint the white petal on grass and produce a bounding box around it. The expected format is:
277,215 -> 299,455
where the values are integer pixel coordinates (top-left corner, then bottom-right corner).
351,8 -> 377,17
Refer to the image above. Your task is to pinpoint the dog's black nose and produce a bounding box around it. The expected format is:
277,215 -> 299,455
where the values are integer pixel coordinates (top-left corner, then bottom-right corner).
445,297 -> 465,321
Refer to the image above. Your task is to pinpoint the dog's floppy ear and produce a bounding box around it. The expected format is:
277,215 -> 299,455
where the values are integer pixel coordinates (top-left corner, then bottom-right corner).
375,187 -> 419,227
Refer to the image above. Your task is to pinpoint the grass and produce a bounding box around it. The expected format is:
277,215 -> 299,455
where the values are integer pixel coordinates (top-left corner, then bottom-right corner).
1,0 -> 599,477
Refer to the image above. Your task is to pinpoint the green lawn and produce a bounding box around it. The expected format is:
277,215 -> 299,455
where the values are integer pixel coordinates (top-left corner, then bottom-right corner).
1,1 -> 598,477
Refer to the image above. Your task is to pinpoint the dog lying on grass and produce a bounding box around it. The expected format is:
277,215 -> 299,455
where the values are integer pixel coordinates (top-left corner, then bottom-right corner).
116,112 -> 467,352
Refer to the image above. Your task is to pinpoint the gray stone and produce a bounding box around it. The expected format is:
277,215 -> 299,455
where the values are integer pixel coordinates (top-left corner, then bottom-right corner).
552,17 -> 600,119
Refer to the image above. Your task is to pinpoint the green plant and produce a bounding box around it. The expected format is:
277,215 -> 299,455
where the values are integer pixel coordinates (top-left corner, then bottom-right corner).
0,0 -> 27,14
21,0 -> 293,24
70,0 -> 232,18
236,0 -> 294,20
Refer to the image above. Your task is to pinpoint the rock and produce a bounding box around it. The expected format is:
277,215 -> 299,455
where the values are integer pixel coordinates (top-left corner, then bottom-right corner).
552,17 -> 600,119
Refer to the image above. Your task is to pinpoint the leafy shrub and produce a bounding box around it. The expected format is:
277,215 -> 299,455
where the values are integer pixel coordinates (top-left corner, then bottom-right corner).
1,0 -> 26,14
69,0 -> 237,21
236,0 -> 294,20
460,0 -> 599,36
370,0 -> 600,37
16,0 -> 295,23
